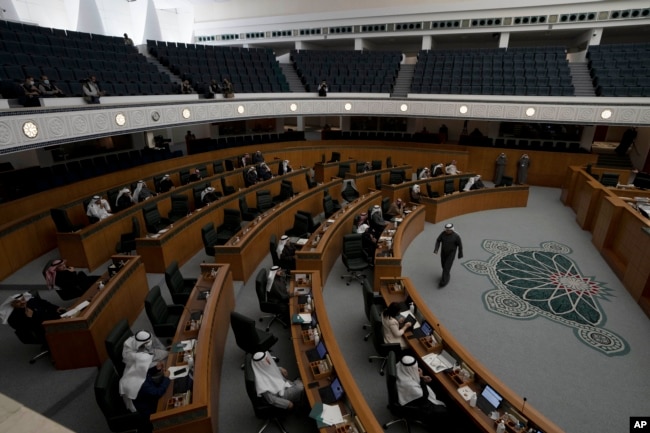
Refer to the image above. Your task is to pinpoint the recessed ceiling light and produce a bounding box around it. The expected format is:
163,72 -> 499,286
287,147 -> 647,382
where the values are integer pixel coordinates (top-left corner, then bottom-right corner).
290,103 -> 297,112
525,107 -> 536,117
344,103 -> 352,111
459,105 -> 468,114
182,108 -> 191,119
237,105 -> 245,114
400,104 -> 408,112
600,109 -> 612,119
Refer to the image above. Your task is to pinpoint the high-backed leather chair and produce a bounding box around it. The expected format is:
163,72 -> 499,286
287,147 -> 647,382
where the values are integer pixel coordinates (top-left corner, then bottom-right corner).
142,202 -> 169,234
254,268 -> 288,331
144,285 -> 184,338
239,196 -> 260,221
104,319 -> 133,375
256,189 -> 274,212
116,217 -> 140,254
443,178 -> 454,195
341,233 -> 370,286
284,212 -> 310,238
243,353 -> 289,433
95,359 -> 146,433
323,193 -> 340,218
168,194 -> 189,223
201,222 -> 219,257
362,278 -> 385,341
50,208 -> 84,233
164,261 -> 196,305
230,311 -> 278,368
216,208 -> 242,245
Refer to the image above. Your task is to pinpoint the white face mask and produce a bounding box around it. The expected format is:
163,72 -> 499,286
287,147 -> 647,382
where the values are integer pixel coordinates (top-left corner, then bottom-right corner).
43,80 -> 50,84
29,81 -> 34,86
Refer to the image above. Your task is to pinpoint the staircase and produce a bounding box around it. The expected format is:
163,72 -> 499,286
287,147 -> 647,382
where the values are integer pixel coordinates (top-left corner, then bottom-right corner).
596,153 -> 634,169
391,64 -> 414,97
569,62 -> 596,97
279,63 -> 306,92
141,49 -> 183,85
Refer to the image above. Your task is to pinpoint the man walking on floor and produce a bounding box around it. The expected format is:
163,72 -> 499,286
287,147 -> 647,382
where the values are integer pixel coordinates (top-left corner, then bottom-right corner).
433,223 -> 463,288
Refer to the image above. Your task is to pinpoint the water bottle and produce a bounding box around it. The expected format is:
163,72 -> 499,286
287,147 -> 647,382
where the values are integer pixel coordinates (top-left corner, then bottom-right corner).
409,302 -> 415,315
469,393 -> 477,407
496,420 -> 506,433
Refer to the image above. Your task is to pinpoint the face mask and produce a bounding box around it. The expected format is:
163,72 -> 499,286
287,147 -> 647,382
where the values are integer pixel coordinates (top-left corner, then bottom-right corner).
43,80 -> 50,84
29,81 -> 34,86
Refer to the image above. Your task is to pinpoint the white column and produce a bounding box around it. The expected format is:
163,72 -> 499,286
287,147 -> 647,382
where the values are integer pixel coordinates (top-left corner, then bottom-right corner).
499,32 -> 510,49
422,35 -> 432,50
76,0 -> 105,34
141,0 -> 163,43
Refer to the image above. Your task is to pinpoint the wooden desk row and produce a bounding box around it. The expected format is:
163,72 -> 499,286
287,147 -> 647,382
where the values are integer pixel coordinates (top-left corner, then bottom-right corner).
380,172 -> 474,205
214,179 -> 343,282
380,276 -> 564,433
151,263 -> 235,433
296,191 -> 381,282
290,271 -> 381,433
43,255 -> 147,370
561,166 -> 650,318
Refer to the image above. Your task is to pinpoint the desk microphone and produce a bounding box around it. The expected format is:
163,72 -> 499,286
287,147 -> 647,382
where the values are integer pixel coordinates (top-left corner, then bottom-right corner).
521,397 -> 527,414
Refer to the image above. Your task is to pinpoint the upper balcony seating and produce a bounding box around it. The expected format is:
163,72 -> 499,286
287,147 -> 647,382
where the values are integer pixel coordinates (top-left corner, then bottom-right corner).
587,42 -> 650,97
410,46 -> 575,97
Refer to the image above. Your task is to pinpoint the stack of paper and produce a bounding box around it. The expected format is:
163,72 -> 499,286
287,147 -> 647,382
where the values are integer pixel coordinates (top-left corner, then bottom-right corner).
422,351 -> 454,373
320,404 -> 344,426
60,300 -> 90,318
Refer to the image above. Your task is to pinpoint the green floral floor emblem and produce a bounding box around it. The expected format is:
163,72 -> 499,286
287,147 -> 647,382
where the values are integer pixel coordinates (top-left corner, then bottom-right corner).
463,240 -> 628,356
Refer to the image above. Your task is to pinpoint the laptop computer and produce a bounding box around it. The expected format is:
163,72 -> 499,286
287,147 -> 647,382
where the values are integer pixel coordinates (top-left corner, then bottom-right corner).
306,340 -> 327,363
412,320 -> 433,339
476,384 -> 503,415
318,377 -> 344,404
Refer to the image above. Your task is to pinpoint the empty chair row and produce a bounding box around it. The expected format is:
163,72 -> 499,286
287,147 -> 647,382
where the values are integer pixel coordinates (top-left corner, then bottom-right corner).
410,84 -> 574,96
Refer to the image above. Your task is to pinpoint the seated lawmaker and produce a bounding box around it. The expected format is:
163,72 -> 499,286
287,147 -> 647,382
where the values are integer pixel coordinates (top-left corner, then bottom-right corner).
5,293 -> 65,341
245,166 -> 258,186
188,168 -> 202,183
119,330 -> 169,413
369,204 -> 388,236
266,266 -> 290,322
418,167 -> 430,180
251,351 -> 304,410
115,187 -> 134,212
45,258 -> 97,293
157,174 -> 174,193
385,198 -> 405,219
252,150 -> 265,164
382,302 -> 411,350
87,195 -> 112,220
133,363 -> 171,432
410,184 -> 424,204
445,160 -> 462,175
396,355 -> 448,430
278,160 -> 292,176
133,180 -> 154,203
201,186 -> 219,206
258,163 -> 273,181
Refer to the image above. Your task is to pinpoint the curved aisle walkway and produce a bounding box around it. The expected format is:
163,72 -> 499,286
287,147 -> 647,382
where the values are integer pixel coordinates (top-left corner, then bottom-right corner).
323,186 -> 650,433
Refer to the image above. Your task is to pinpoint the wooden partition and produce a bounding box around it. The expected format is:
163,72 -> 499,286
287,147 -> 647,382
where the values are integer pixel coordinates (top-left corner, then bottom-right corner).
214,179 -> 340,282
314,160 -> 356,184
295,191 -> 381,282
422,186 -> 529,224
137,169 -> 308,273
290,271 -> 382,432
42,255 -> 147,370
345,164 -> 412,194
380,172 -> 471,204
380,276 -> 564,433
151,263 -> 235,433
373,204 -> 426,288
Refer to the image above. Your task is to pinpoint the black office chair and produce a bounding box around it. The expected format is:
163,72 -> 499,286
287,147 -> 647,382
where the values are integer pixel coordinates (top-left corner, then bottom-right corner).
443,178 -> 454,195
12,290 -> 51,364
337,162 -> 351,178
142,202 -> 169,234
144,285 -> 184,338
426,183 -> 440,199
374,172 -> 382,190
164,261 -> 196,306
389,170 -> 403,185
372,160 -> 382,171
216,208 -> 243,245
254,268 -> 288,331
297,210 -> 321,233
213,160 -> 225,174
116,217 -> 140,254
305,172 -> 317,189
168,194 -> 190,223
220,177 -> 236,195
239,196 -> 260,221
50,208 -> 84,233
329,151 -> 341,162
459,176 -> 470,192
362,279 -> 386,341
256,189 -> 274,212
341,180 -> 360,202
284,212 -> 310,238
95,358 -> 147,433
323,193 -> 341,218
243,353 -> 289,433
600,172 -> 619,187
201,222 -> 219,257
230,311 -> 279,369
341,233 -> 370,286
273,180 -> 294,204
193,184 -> 207,209
381,196 -> 391,219
369,304 -> 401,375
104,319 -> 133,376
383,350 -> 423,432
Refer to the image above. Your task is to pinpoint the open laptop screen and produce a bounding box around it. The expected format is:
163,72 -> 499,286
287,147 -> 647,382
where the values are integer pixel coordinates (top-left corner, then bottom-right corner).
331,377 -> 344,401
481,384 -> 503,409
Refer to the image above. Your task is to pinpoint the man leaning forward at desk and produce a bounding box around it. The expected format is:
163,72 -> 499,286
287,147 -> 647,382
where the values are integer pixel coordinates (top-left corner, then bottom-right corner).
119,330 -> 169,429
252,351 -> 305,410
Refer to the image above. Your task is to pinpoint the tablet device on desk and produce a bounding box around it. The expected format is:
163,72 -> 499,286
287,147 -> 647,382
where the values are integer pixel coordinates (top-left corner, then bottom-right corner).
476,384 -> 503,415
400,313 -> 417,329
318,377 -> 344,404
306,341 -> 327,362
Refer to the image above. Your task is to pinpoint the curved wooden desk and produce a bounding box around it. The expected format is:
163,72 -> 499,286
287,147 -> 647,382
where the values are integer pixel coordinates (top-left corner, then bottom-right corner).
290,271 -> 382,432
373,204 -> 425,288
380,276 -> 564,433
151,263 -> 235,433
380,172 -> 472,204
422,185 -> 529,224
42,255 -> 147,370
295,191 -> 381,282
136,168 -> 308,273
214,179 -> 341,282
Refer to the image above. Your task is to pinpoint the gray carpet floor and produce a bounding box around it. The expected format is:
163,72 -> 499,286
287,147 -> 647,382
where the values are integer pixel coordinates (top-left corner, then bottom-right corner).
1,186 -> 648,433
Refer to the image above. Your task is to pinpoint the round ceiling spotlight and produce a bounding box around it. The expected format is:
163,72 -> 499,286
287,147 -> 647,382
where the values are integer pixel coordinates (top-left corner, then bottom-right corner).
525,107 -> 536,117
290,103 -> 297,112
459,105 -> 468,114
22,121 -> 38,138
400,104 -> 408,112
344,103 -> 352,111
600,109 -> 612,119
182,108 -> 191,119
